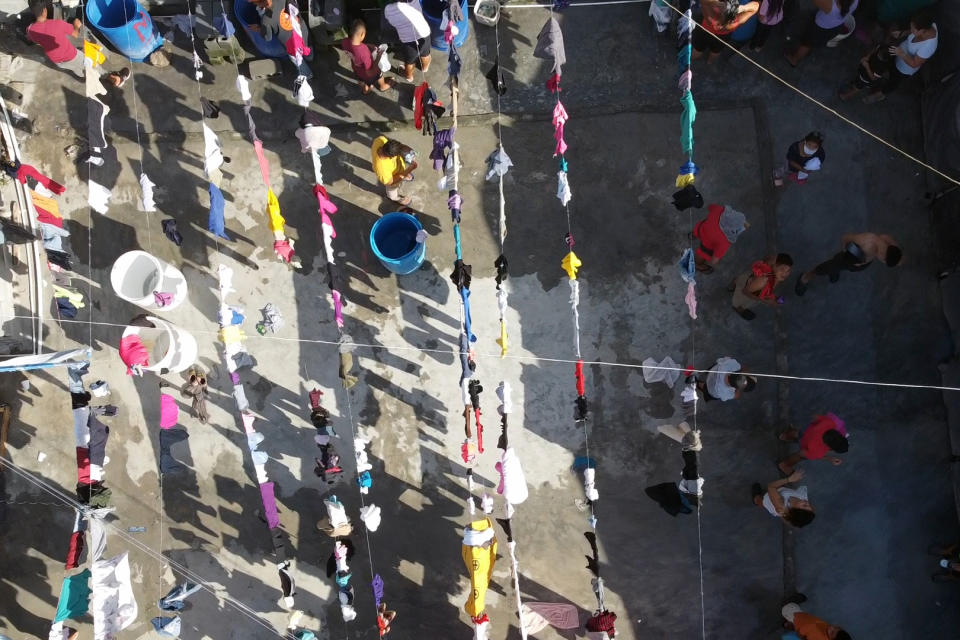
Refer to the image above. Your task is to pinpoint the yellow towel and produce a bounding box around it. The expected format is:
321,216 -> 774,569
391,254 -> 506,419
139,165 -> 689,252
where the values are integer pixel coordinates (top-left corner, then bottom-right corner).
266,189 -> 285,232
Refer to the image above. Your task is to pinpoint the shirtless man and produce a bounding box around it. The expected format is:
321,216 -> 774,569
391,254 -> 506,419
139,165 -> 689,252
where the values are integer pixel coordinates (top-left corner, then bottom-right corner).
795,232 -> 902,296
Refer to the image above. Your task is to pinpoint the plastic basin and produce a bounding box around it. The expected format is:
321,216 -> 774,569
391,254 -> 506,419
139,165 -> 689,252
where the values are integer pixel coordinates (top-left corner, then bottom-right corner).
369,212 -> 425,275
85,0 -> 162,62
234,0 -> 288,58
422,0 -> 469,52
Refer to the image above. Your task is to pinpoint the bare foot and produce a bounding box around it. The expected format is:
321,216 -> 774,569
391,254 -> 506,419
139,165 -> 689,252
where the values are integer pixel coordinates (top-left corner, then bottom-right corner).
778,460 -> 794,476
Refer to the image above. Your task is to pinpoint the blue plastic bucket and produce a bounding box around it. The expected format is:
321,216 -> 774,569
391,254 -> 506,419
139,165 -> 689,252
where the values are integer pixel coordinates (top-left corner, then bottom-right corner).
85,0 -> 162,62
422,0 -> 469,52
234,0 -> 288,58
370,213 -> 426,275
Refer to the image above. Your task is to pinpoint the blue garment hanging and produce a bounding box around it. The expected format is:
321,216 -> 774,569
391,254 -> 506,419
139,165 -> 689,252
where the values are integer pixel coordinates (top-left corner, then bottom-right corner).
454,224 -> 462,260
208,183 -> 230,240
461,287 -> 477,342
680,91 -> 697,156
678,248 -> 696,283
677,43 -> 692,72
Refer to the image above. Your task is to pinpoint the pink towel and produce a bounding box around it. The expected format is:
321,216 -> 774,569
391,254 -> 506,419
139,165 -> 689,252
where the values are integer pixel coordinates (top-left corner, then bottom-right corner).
119,335 -> 149,375
159,393 -> 179,429
685,281 -> 697,319
521,602 -> 579,633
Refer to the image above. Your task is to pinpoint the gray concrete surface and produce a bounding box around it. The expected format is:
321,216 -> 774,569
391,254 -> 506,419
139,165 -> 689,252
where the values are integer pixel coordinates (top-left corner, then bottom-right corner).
1,3 -> 959,639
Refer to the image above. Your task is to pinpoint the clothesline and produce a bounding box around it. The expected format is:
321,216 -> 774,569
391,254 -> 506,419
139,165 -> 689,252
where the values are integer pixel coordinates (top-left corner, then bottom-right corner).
0,454 -> 301,640
14,314 -> 957,393
361,0 -> 653,9
655,0 -> 960,187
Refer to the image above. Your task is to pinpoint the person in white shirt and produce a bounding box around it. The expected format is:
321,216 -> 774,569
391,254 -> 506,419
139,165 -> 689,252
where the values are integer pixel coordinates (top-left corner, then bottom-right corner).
700,356 -> 757,402
865,9 -> 938,102
382,0 -> 432,81
752,469 -> 816,528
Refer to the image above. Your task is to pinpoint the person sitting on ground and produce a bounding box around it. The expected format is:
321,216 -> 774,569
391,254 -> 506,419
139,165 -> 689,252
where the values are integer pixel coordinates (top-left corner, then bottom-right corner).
692,203 -> 748,273
342,19 -> 395,94
729,253 -> 792,320
752,469 -> 815,528
777,413 -> 849,475
784,0 -> 859,67
862,8 -> 938,103
370,136 -> 417,206
929,541 -> 960,583
795,231 -> 902,295
781,596 -> 852,639
699,356 -> 757,402
775,131 -> 825,186
692,0 -> 760,63
26,0 -> 85,79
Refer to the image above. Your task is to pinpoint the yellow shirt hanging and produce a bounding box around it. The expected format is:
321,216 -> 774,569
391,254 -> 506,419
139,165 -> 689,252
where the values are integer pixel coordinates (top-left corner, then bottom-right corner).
266,189 -> 285,232
561,251 -> 582,280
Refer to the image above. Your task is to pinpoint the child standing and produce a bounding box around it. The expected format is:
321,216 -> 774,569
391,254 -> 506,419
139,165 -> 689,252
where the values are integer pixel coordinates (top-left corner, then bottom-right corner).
838,42 -> 895,100
749,0 -> 785,51
342,19 -> 395,94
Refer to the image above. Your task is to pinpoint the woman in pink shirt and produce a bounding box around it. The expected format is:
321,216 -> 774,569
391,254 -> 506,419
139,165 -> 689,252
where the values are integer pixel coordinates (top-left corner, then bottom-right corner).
777,412 -> 849,474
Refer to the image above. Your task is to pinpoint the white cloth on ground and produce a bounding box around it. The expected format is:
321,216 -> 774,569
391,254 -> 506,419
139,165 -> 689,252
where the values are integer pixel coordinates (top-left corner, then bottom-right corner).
91,552 -> 138,640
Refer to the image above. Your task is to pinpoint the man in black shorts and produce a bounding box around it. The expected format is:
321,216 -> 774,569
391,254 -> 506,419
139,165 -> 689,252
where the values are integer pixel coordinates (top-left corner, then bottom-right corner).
795,231 -> 902,295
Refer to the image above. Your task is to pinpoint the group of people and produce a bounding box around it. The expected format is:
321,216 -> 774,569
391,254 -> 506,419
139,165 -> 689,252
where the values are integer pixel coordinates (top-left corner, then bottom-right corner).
693,0 -> 938,103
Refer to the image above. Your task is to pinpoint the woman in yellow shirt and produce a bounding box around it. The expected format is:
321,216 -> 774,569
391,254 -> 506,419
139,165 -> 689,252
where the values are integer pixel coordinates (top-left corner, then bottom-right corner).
370,136 -> 417,205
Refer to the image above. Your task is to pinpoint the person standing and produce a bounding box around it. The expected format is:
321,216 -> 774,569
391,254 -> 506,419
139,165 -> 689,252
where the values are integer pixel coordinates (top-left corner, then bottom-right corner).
749,0 -> 785,51
795,232 -> 902,295
864,9 -> 938,103
752,469 -> 816,528
729,253 -> 792,320
775,131 -> 825,186
692,0 -> 760,63
699,356 -> 757,402
777,413 -> 849,475
26,0 -> 85,79
342,19 -> 395,94
784,0 -> 859,66
382,0 -> 432,81
692,203 -> 748,273
371,136 -> 417,206
780,597 -> 852,639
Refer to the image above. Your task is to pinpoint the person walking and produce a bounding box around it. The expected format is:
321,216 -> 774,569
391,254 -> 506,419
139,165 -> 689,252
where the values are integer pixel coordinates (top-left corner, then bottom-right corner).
752,469 -> 816,528
699,356 -> 757,402
780,596 -> 852,639
774,131 -> 825,186
26,0 -> 86,79
784,0 -> 859,66
342,19 -> 395,94
729,253 -> 792,320
777,413 -> 848,475
371,136 -> 417,205
795,232 -> 902,295
250,0 -> 313,78
692,203 -> 748,273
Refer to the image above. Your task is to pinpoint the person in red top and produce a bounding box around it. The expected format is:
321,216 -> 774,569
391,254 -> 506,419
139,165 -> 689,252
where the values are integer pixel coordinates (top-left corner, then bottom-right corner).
777,413 -> 849,475
781,599 -> 852,640
341,19 -> 395,94
693,203 -> 748,273
692,0 -> 760,63
26,0 -> 86,78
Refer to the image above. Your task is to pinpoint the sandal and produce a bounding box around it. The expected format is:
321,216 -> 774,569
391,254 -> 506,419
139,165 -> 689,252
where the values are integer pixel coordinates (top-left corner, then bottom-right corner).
397,195 -> 412,206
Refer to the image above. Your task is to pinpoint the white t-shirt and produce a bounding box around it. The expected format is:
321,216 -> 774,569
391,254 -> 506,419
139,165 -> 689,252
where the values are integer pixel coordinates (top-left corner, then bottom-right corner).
762,486 -> 808,516
706,357 -> 741,401
897,26 -> 938,76
384,0 -> 430,43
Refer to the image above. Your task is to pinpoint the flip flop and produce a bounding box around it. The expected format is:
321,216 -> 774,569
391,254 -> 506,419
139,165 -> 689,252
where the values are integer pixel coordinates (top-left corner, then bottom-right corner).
398,196 -> 412,206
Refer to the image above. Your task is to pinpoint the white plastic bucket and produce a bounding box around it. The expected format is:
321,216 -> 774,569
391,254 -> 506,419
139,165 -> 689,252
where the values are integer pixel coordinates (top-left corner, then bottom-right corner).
121,316 -> 197,373
110,250 -> 188,311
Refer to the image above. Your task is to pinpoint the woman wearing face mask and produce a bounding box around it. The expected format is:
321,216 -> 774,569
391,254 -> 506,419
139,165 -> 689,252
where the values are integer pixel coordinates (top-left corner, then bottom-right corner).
774,131 -> 825,186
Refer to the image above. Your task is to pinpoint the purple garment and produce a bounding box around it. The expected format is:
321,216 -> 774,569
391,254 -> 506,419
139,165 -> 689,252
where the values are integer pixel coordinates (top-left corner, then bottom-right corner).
332,290 -> 344,328
430,128 -> 456,171
153,291 -> 173,307
260,482 -> 280,528
372,574 -> 384,607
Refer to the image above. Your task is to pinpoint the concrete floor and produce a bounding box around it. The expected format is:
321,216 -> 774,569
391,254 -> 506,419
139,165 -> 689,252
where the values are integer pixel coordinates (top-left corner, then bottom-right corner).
1,3 -> 959,639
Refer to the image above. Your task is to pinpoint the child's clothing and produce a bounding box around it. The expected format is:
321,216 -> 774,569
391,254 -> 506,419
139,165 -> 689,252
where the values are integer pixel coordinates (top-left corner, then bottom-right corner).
342,38 -> 381,85
854,44 -> 894,89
